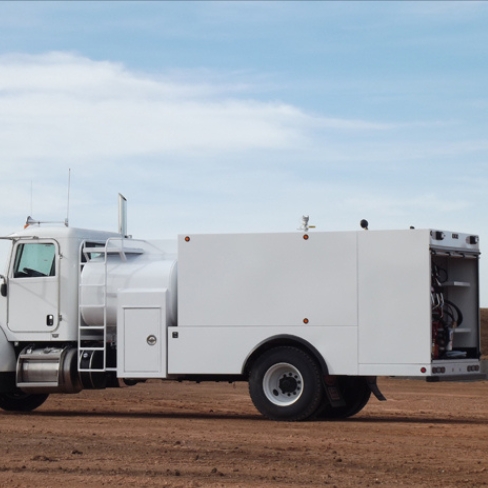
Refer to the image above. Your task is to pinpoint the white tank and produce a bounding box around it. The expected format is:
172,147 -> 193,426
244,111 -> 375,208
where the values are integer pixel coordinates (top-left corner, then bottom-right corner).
80,241 -> 177,328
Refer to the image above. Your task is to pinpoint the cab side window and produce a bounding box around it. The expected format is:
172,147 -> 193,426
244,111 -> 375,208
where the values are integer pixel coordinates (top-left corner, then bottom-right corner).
13,243 -> 56,278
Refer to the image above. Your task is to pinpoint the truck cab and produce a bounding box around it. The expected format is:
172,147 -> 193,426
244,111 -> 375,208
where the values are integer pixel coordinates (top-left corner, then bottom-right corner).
1,225 -> 121,342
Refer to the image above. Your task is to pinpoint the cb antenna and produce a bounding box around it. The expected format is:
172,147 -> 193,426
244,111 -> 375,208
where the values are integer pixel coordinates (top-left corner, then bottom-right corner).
65,168 -> 71,227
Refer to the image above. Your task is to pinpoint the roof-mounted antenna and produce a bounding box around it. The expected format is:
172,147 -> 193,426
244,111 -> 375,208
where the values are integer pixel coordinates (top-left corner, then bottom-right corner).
65,168 -> 71,227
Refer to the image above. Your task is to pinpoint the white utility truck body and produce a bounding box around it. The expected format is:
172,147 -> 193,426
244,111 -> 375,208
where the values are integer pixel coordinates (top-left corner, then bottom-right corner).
0,221 -> 482,420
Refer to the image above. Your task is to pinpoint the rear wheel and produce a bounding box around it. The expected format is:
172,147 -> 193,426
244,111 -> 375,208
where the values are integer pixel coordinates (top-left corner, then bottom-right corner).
319,376 -> 371,419
249,346 -> 323,421
0,391 -> 49,412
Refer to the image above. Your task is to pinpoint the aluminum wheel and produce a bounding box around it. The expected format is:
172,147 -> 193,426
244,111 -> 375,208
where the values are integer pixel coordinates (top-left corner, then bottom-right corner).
262,362 -> 304,406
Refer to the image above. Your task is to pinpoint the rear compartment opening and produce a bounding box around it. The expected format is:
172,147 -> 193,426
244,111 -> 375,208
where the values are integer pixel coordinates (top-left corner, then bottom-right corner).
431,249 -> 480,362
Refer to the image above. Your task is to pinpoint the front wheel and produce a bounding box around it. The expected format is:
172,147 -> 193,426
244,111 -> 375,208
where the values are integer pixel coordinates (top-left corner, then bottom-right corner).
249,346 -> 324,421
0,392 -> 49,412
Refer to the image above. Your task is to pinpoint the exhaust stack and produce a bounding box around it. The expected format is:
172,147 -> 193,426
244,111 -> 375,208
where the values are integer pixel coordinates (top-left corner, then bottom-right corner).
118,193 -> 127,237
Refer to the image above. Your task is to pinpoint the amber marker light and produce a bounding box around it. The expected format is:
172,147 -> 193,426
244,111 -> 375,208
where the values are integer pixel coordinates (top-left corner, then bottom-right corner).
303,318 -> 309,324
185,236 -> 190,242
303,234 -> 309,240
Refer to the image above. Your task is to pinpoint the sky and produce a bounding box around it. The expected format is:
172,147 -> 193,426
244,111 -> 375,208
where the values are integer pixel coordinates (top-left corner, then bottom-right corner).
0,1 -> 488,300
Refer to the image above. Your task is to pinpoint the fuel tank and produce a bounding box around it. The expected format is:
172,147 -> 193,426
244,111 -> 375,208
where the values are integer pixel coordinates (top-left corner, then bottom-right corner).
80,241 -> 177,329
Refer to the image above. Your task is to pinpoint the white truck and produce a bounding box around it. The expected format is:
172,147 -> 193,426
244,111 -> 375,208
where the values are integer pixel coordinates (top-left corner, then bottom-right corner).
0,207 -> 483,421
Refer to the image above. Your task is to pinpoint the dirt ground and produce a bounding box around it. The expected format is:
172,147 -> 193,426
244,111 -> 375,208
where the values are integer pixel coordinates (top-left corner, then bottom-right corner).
0,312 -> 487,488
0,378 -> 487,488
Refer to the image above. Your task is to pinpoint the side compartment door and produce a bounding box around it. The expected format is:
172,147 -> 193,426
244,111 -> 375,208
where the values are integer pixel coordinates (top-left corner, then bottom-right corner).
7,240 -> 60,333
117,289 -> 168,378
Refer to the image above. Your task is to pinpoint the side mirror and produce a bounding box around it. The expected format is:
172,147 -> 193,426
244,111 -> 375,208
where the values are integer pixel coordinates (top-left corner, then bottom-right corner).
0,275 -> 7,297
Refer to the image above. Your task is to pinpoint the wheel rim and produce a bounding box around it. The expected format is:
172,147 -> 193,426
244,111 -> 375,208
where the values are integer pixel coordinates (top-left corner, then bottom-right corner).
262,362 -> 304,406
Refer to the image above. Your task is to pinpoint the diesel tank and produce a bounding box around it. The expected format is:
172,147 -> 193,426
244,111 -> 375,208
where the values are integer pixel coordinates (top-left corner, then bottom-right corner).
79,239 -> 178,332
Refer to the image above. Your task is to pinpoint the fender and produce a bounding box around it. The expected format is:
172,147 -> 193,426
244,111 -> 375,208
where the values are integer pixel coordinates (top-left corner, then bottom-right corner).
243,334 -> 329,376
0,327 -> 16,372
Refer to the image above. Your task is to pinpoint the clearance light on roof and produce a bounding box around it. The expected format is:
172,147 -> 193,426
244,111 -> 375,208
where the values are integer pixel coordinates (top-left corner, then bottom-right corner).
431,231 -> 445,241
24,216 -> 38,229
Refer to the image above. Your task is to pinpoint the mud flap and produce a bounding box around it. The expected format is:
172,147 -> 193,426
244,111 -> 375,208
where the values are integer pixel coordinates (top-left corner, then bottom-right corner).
323,376 -> 346,408
367,376 -> 387,401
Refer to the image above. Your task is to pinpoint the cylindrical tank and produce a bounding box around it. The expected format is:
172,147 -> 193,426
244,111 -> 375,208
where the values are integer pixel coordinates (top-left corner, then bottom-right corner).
80,253 -> 177,328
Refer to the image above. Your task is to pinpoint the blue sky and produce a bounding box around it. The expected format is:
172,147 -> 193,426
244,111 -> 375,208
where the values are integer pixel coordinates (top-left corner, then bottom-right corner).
1,1 -> 488,298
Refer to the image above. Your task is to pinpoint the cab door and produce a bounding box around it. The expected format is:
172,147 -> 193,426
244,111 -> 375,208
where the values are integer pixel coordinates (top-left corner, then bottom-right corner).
7,240 -> 60,333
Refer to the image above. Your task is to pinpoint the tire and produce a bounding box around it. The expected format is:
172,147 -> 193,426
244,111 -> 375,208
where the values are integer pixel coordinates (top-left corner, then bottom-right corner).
319,376 -> 371,420
249,346 -> 324,421
0,391 -> 49,412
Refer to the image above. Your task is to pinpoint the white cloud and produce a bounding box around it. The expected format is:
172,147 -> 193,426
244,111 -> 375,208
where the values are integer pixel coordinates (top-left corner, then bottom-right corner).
0,51 -> 394,236
0,51 -> 402,169
0,51 -> 484,243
